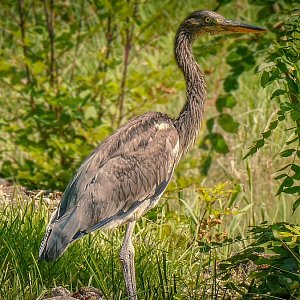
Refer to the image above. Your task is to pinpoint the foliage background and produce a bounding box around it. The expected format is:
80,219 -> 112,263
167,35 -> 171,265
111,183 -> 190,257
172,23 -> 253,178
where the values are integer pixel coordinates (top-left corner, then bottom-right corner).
0,0 -> 299,299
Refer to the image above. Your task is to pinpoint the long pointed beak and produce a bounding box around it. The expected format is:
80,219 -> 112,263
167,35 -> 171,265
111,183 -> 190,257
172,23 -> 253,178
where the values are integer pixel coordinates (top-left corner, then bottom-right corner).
220,19 -> 266,34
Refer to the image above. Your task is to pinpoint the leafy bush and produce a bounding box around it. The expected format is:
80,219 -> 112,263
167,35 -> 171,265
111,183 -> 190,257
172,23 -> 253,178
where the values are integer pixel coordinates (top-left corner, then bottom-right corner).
244,7 -> 300,213
220,222 -> 300,299
218,7 -> 300,300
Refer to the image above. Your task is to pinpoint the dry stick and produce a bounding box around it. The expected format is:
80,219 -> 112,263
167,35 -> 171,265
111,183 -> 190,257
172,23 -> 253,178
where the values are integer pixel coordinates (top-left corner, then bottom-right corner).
17,0 -> 35,111
43,0 -> 67,166
116,0 -> 138,128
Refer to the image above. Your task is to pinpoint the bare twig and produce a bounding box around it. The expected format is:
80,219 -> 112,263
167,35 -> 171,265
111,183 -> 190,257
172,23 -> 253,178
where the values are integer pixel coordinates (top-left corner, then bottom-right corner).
43,0 -> 55,88
116,0 -> 138,128
17,0 -> 35,110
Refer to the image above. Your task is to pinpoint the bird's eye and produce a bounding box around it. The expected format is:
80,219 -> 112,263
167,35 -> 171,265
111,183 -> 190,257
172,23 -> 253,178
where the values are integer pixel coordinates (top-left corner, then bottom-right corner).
205,17 -> 212,23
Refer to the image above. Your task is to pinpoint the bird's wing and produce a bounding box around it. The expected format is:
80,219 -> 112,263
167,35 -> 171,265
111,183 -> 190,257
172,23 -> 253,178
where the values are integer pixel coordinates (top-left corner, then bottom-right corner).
50,112 -> 179,237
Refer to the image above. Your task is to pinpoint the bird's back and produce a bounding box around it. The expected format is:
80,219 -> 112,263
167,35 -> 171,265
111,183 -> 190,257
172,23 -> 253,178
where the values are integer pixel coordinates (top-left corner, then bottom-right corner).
39,112 -> 180,261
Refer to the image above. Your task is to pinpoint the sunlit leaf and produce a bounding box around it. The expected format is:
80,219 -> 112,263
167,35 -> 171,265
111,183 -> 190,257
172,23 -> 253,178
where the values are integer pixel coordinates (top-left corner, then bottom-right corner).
282,186 -> 300,194
290,111 -> 300,121
261,71 -> 269,88
292,198 -> 300,213
271,89 -> 286,99
280,149 -> 296,157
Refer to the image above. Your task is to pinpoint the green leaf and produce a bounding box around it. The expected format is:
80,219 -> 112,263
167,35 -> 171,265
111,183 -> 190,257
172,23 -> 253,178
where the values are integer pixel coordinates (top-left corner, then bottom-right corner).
224,77 -> 238,92
32,61 -> 45,74
201,155 -> 212,176
290,110 -> 300,121
262,130 -> 271,139
269,120 -> 278,130
285,47 -> 299,63
286,77 -> 299,94
291,164 -> 300,174
280,149 -> 296,157
215,0 -> 232,6
274,173 -> 287,180
243,147 -> 258,159
282,186 -> 300,194
276,61 -> 289,74
292,198 -> 300,213
287,137 -> 299,145
280,258 -> 298,272
210,133 -> 229,154
216,95 -> 237,113
256,139 -> 264,148
84,106 -> 98,120
292,173 -> 300,180
279,102 -> 293,112
244,55 -> 255,67
271,89 -> 286,99
226,50 -> 240,66
218,113 -> 239,133
206,118 -> 215,133
282,176 -> 294,187
261,71 -> 270,88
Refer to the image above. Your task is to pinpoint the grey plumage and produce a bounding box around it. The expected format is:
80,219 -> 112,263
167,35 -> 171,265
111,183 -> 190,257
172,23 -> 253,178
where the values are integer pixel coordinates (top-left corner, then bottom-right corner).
39,10 -> 265,300
40,112 -> 179,260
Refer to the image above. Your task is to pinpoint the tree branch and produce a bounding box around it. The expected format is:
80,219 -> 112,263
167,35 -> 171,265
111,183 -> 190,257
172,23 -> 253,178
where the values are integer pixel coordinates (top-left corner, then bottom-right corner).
17,0 -> 35,110
43,0 -> 55,88
116,0 -> 138,128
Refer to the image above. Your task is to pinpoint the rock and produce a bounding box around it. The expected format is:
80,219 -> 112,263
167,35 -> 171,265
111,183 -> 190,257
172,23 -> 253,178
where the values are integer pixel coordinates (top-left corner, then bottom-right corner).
0,185 -> 29,204
0,185 -> 62,208
72,286 -> 104,299
40,286 -> 75,300
40,286 -> 104,300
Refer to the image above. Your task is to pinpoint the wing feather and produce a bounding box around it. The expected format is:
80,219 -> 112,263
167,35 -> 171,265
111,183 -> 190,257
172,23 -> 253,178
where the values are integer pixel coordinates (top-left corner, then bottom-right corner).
39,112 -> 180,261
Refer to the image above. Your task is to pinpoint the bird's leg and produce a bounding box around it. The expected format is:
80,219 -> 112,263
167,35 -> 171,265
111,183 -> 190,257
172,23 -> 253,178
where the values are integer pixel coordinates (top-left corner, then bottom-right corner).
119,221 -> 138,300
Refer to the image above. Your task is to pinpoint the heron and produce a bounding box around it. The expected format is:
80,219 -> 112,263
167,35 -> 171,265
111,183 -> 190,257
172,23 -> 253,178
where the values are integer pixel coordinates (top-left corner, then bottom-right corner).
39,10 -> 265,300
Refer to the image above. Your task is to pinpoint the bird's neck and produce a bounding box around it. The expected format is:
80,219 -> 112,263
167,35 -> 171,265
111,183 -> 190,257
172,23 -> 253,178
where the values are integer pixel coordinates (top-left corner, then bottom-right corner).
174,28 -> 206,156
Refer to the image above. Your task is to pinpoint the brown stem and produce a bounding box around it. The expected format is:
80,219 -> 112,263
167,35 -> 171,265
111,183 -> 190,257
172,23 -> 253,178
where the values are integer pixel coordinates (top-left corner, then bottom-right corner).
17,0 -> 35,110
43,0 -> 55,88
96,15 -> 114,73
89,14 -> 117,121
97,15 -> 116,120
115,0 -> 138,128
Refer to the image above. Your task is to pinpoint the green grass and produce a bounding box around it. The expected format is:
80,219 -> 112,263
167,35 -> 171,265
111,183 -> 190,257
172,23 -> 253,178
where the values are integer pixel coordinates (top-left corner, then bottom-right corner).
0,184 -> 246,300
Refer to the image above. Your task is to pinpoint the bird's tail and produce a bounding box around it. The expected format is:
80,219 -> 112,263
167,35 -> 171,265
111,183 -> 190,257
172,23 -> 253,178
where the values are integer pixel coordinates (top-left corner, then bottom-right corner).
39,208 -> 80,262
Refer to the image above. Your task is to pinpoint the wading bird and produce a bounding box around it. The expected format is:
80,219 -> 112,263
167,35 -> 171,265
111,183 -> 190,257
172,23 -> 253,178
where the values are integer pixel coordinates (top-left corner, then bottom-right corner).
39,10 -> 265,300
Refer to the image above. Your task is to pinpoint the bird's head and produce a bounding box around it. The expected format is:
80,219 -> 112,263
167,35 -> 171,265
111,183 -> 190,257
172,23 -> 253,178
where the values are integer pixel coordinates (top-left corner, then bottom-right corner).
182,10 -> 265,37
